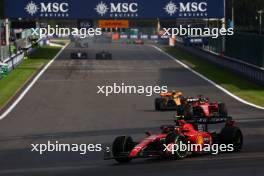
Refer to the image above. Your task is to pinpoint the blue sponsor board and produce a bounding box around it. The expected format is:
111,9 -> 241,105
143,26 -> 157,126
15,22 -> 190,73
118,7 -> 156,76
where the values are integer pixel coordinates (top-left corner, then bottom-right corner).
4,0 -> 224,19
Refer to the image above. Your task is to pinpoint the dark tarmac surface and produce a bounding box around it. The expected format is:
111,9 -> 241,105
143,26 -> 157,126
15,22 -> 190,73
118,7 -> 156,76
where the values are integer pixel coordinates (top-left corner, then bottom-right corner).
0,42 -> 263,176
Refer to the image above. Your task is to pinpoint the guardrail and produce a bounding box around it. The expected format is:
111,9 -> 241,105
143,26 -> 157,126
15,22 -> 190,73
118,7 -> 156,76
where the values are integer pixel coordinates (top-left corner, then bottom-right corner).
0,37 -> 46,79
176,44 -> 264,85
0,51 -> 25,79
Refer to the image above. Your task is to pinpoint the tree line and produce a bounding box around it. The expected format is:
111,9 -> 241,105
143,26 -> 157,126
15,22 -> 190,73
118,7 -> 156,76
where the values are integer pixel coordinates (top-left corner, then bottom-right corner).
226,0 -> 264,31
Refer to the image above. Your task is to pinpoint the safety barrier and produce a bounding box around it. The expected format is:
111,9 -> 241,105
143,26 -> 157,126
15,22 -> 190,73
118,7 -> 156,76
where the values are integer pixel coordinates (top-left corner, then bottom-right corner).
0,45 -> 10,62
0,64 -> 8,79
0,51 -> 24,79
177,44 -> 264,85
0,37 -> 46,80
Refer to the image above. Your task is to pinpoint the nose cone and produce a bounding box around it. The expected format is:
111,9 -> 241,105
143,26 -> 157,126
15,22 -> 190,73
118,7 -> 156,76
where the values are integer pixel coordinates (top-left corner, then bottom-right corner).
129,147 -> 141,158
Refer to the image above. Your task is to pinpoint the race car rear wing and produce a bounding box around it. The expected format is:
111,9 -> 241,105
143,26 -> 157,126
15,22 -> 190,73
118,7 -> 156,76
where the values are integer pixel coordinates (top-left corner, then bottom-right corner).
187,116 -> 233,124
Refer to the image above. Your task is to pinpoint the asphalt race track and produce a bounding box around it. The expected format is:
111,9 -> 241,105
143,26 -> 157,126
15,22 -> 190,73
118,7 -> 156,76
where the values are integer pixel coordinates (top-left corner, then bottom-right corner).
0,42 -> 263,176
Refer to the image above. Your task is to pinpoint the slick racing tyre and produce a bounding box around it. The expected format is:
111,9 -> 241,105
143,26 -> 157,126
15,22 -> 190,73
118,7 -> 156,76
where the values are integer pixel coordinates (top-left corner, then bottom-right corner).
155,98 -> 163,111
165,133 -> 188,159
218,103 -> 228,118
176,105 -> 184,116
167,99 -> 176,107
159,99 -> 167,111
112,136 -> 134,163
184,104 -> 193,119
220,126 -> 243,152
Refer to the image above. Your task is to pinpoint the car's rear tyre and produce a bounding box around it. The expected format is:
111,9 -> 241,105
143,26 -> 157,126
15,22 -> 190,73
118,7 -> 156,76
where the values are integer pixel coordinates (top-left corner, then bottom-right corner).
176,105 -> 184,116
112,136 -> 134,163
165,133 -> 188,159
167,99 -> 176,107
193,106 -> 205,118
220,126 -> 243,152
218,103 -> 228,117
155,98 -> 163,111
159,99 -> 167,111
184,104 -> 193,119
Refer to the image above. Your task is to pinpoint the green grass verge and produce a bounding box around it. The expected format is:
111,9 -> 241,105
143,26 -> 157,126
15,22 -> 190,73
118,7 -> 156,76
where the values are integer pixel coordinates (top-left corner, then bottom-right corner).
164,46 -> 264,107
0,46 -> 61,108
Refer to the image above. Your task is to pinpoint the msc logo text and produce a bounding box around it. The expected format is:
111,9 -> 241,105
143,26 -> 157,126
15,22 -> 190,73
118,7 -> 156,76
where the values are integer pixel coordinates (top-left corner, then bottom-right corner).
40,2 -> 69,13
164,1 -> 208,17
95,1 -> 138,18
25,1 -> 69,17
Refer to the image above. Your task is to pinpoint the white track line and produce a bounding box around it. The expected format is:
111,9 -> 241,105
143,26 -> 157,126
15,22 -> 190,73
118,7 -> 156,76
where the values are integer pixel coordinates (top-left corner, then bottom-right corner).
151,45 -> 264,110
0,43 -> 69,120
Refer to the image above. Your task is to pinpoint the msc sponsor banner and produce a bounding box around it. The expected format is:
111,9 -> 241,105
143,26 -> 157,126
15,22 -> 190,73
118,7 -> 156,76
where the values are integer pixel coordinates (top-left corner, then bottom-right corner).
99,20 -> 129,28
4,0 -> 224,19
150,35 -> 159,40
140,35 -> 148,39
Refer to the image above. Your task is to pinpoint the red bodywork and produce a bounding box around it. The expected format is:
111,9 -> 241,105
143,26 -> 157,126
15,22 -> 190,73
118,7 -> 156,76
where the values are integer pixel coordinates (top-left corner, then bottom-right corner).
129,134 -> 167,158
127,119 -> 225,158
187,98 -> 220,117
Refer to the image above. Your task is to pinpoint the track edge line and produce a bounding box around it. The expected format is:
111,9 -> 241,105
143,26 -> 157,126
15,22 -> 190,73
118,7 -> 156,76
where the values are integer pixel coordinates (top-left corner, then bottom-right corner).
151,45 -> 264,110
0,43 -> 70,120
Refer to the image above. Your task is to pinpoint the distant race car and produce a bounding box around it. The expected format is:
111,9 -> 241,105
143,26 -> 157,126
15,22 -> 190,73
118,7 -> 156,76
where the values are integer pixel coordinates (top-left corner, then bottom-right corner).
96,51 -> 112,60
104,116 -> 243,163
74,38 -> 89,48
155,92 -> 228,118
183,96 -> 228,119
75,41 -> 89,48
133,39 -> 144,44
71,50 -> 88,59
155,91 -> 184,113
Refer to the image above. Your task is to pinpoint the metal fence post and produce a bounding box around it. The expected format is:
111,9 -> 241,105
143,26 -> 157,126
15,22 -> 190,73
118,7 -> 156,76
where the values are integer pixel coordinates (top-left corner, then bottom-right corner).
221,0 -> 226,54
0,19 -> 2,61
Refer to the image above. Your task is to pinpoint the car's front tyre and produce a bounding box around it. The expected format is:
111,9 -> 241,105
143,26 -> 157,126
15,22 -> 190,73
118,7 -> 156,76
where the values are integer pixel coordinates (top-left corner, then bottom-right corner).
112,136 -> 134,163
165,133 -> 188,159
155,98 -> 163,111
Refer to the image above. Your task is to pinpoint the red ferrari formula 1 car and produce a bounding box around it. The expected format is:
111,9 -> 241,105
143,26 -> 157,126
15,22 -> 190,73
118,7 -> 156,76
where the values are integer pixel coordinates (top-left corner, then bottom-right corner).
104,116 -> 243,163
183,96 -> 228,119
155,93 -> 228,119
